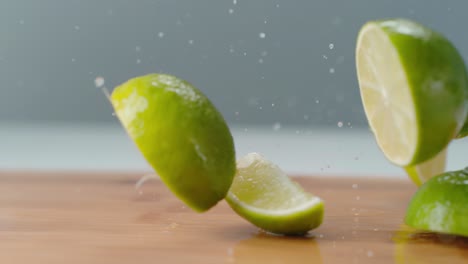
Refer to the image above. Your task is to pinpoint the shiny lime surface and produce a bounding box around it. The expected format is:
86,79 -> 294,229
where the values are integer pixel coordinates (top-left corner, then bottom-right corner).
405,168 -> 468,237
111,74 -> 236,212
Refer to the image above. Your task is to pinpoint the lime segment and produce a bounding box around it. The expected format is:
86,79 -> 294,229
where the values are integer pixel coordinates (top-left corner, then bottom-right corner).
405,168 -> 468,237
356,18 -> 468,167
226,153 -> 324,235
111,74 -> 236,212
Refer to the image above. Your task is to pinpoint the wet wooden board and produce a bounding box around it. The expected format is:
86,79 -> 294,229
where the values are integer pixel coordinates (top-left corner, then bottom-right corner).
0,172 -> 466,263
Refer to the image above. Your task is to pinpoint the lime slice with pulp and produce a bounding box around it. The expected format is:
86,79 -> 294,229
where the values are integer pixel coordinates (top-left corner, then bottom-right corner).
226,153 -> 324,235
356,18 -> 468,169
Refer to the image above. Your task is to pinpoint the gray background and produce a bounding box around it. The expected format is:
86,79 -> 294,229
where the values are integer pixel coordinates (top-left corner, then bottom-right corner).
0,0 -> 466,127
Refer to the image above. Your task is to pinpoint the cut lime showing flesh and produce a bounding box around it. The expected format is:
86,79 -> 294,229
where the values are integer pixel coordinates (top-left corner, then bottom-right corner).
356,18 -> 468,167
111,74 -> 236,212
405,168 -> 468,237
226,153 -> 324,235
404,147 -> 447,186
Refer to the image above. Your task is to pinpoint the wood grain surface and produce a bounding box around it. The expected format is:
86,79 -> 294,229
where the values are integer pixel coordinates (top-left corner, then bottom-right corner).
0,172 -> 466,264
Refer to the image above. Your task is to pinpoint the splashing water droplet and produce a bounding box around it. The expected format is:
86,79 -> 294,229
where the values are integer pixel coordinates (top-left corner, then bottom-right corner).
158,32 -> 165,38
188,39 -> 194,45
272,122 -> 281,131
329,43 -> 334,49
303,115 -> 309,120
337,121 -> 343,128
135,46 -> 141,52
352,183 -> 358,189
315,99 -> 320,103
233,0 -> 237,4
259,32 -> 266,39
74,25 -> 80,30
94,77 -> 105,88
329,68 -> 335,74
258,58 -> 264,64
322,55 -> 328,60
367,251 -> 374,257
136,59 -> 142,64
228,9 -> 234,14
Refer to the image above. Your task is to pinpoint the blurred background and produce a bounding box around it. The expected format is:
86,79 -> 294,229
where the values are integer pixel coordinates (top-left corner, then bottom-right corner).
0,0 -> 467,176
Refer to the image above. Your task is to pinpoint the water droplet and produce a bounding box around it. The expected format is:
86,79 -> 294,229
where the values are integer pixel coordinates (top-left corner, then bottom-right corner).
276,4 -> 280,8
258,58 -> 264,64
235,111 -> 239,116
329,68 -> 335,74
322,55 -> 328,60
243,52 -> 247,56
373,228 -> 379,231
352,183 -> 358,189
71,58 -> 76,62
367,251 -> 374,257
19,20 -> 25,25
188,39 -> 194,45
136,59 -> 142,64
74,25 -> 80,30
329,43 -> 334,49
158,32 -> 165,38
356,196 -> 361,201
259,32 -> 266,39
261,51 -> 268,57
94,77 -> 105,88
135,46 -> 141,52
228,9 -> 234,14
303,115 -> 309,120
337,121 -> 343,128
271,103 -> 275,107
315,99 -> 319,103
233,0 -> 237,4
272,122 -> 282,131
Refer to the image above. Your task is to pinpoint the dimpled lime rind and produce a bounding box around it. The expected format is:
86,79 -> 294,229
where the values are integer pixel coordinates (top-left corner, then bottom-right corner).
405,168 -> 468,237
111,74 -> 236,212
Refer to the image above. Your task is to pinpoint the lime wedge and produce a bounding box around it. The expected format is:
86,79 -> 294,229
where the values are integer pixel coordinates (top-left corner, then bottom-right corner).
356,18 -> 468,167
404,147 -> 447,186
111,74 -> 236,212
226,153 -> 324,236
405,168 -> 468,237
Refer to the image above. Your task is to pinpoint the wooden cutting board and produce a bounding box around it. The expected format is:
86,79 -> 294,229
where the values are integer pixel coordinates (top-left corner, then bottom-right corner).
0,172 -> 466,264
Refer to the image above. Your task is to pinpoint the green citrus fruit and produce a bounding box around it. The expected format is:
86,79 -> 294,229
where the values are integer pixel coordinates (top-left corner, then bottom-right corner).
111,73 -> 236,212
226,153 -> 324,236
356,18 -> 468,168
405,167 -> 468,237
